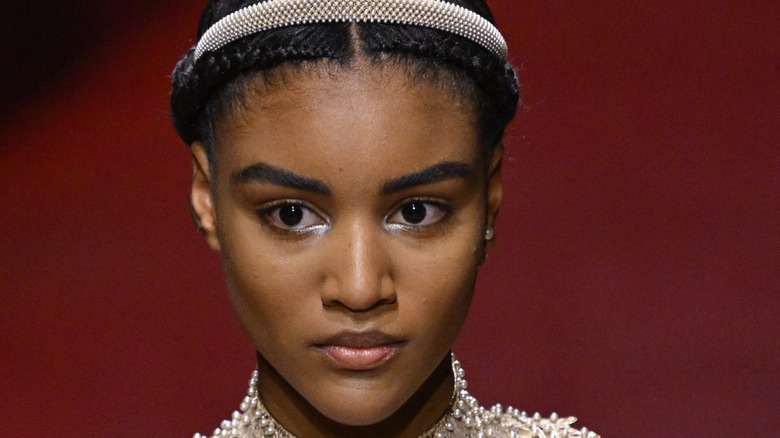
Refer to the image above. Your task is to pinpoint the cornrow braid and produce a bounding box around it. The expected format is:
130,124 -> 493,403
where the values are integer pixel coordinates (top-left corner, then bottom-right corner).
172,23 -> 353,145
359,22 -> 519,151
170,0 -> 520,162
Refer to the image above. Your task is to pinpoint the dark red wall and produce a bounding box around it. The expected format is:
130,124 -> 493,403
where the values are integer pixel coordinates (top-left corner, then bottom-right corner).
1,1 -> 777,436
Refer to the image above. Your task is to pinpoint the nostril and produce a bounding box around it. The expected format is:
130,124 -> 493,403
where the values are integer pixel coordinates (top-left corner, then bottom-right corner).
321,267 -> 397,312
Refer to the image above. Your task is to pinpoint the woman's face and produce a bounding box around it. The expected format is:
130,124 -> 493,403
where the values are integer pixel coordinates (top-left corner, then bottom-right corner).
190,61 -> 502,432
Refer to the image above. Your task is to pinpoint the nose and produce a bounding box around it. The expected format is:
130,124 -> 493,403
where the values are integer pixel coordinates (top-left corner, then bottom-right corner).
321,218 -> 396,312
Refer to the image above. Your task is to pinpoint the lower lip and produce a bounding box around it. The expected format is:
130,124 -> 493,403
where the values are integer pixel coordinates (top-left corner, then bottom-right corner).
317,345 -> 399,370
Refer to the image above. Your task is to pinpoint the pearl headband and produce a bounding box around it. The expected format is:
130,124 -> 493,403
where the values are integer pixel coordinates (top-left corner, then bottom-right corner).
194,0 -> 508,61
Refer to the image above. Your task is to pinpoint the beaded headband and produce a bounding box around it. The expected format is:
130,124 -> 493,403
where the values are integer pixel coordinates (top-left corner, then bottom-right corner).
194,0 -> 508,61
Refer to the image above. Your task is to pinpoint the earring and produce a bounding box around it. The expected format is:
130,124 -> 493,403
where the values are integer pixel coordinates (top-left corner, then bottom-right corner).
485,227 -> 495,241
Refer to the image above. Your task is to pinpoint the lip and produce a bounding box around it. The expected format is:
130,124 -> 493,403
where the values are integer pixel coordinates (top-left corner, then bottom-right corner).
313,331 -> 406,371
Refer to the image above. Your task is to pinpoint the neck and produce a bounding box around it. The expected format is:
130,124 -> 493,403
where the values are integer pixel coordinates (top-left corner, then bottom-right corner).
255,352 -> 455,438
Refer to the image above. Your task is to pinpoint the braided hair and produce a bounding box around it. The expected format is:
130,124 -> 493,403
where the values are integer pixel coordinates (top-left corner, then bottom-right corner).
170,0 -> 520,165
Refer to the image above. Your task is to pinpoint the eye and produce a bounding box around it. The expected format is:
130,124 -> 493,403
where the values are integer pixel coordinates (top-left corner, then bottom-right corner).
261,201 -> 326,232
387,200 -> 449,227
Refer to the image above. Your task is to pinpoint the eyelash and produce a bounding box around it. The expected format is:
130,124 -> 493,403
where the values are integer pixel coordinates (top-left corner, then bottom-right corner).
385,198 -> 452,231
256,198 -> 452,235
257,200 -> 327,236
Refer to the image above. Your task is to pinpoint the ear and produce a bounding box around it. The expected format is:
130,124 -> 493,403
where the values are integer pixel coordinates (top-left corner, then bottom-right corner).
485,142 -> 504,252
190,141 -> 221,252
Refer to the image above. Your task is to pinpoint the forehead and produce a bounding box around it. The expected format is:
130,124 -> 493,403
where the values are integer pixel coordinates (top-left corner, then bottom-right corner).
212,61 -> 481,186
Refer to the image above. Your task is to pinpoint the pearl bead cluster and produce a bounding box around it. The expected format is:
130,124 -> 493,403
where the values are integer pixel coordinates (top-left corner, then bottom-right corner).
194,0 -> 508,61
193,356 -> 600,438
193,369 -> 287,438
423,359 -> 600,438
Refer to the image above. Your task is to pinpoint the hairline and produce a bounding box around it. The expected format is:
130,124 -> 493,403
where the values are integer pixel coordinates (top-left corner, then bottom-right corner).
199,53 -> 498,177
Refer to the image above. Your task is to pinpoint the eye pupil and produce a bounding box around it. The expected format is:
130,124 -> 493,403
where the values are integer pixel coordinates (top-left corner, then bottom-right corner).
279,204 -> 304,226
401,202 -> 427,224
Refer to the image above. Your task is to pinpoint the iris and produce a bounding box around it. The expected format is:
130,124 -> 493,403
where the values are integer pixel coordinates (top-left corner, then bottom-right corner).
401,202 -> 427,224
279,204 -> 304,226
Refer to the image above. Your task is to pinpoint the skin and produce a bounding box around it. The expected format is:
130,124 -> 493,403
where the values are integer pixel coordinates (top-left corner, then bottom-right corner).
190,60 -> 503,438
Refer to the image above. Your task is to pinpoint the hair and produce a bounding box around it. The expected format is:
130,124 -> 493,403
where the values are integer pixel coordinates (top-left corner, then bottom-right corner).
170,0 -> 520,168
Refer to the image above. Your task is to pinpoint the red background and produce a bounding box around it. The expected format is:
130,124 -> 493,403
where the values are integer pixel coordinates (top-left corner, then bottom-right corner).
1,1 -> 777,436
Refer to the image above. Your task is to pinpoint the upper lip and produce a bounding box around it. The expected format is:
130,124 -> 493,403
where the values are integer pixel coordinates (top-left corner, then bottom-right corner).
312,331 -> 406,348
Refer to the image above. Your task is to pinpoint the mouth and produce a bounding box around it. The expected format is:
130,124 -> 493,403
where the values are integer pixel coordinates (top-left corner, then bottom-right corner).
313,331 -> 406,371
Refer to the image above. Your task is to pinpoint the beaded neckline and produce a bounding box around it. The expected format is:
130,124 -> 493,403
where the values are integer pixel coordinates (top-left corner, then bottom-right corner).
193,355 -> 599,438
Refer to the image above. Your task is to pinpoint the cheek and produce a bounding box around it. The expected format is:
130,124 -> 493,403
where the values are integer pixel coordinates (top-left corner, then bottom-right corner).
219,225 -> 320,348
395,233 -> 482,330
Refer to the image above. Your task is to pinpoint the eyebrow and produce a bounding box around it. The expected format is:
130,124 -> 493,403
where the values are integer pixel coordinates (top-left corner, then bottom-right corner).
381,161 -> 474,194
233,160 -> 473,196
234,162 -> 330,195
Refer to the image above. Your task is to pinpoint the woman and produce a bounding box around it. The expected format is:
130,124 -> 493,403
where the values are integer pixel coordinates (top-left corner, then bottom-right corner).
171,0 -> 599,437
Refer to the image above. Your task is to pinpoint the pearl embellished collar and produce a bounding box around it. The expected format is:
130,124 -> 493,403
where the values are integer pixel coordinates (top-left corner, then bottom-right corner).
193,355 -> 599,438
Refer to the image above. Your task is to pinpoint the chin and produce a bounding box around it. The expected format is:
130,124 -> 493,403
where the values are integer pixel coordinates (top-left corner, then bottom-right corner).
313,390 -> 405,426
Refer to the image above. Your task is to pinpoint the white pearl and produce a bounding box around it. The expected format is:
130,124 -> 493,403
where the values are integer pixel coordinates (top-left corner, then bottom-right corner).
194,355 -> 599,437
193,0 -> 508,61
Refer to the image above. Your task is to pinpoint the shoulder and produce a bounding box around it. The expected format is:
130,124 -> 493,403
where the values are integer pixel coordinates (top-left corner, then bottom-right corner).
445,358 -> 599,437
486,408 -> 600,438
443,388 -> 600,438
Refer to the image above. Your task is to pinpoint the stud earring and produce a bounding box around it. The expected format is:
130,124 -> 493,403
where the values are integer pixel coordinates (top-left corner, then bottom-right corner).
485,227 -> 495,241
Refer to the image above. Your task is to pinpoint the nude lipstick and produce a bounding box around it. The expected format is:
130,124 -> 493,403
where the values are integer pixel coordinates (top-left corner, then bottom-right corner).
314,331 -> 405,371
